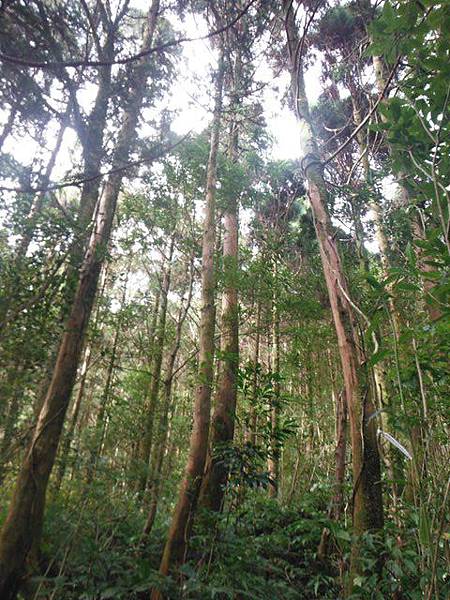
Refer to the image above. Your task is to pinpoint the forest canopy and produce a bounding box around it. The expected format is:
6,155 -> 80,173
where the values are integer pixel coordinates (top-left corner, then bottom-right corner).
0,1 -> 449,599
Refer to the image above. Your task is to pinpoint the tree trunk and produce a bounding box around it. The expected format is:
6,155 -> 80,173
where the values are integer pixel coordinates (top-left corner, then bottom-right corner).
54,344 -> 92,490
348,86 -> 401,506
0,3 -> 160,596
246,299 -> 261,446
283,2 -> 383,590
318,388 -> 348,559
152,45 -> 225,595
0,365 -> 23,484
267,264 -> 281,499
138,237 -> 175,496
0,109 -> 68,338
16,109 -> 69,258
143,259 -> 194,536
199,47 -> 241,512
85,275 -> 126,486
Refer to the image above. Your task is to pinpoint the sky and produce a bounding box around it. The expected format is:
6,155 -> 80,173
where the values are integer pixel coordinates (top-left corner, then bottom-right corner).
166,12 -> 323,160
0,2 -> 384,255
1,6 -> 323,181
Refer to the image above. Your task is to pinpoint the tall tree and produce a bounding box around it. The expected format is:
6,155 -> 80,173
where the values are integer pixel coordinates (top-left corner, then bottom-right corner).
199,38 -> 242,512
0,2 -> 161,596
282,1 -> 383,588
153,41 -> 226,592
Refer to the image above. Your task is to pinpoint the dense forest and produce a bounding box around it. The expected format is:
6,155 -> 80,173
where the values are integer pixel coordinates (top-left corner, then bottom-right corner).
0,0 -> 448,598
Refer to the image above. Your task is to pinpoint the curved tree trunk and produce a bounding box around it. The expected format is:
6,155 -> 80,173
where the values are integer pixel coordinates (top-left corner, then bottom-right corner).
283,2 -> 383,591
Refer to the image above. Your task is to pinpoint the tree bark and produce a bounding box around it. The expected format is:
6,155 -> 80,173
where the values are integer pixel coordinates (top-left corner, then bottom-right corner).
54,343 -> 92,491
143,258 -> 194,536
85,268 -> 128,486
0,3 -> 160,596
318,388 -> 348,559
16,108 -> 69,258
283,2 -> 383,590
199,46 -> 241,512
138,237 -> 175,496
348,85 -> 400,506
152,45 -> 225,595
246,299 -> 261,446
267,264 -> 280,499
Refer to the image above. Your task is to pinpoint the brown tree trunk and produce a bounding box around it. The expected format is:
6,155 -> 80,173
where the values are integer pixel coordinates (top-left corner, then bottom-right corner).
199,47 -> 241,513
85,272 -> 127,486
152,45 -> 225,596
138,237 -> 175,496
54,344 -> 92,490
268,270 -> 280,499
283,2 -> 383,590
0,365 -> 23,484
143,259 -> 194,536
372,54 -> 441,322
0,110 -> 68,338
16,110 -> 69,258
348,86 -> 401,507
318,389 -> 348,559
246,299 -> 261,446
0,3 -> 160,596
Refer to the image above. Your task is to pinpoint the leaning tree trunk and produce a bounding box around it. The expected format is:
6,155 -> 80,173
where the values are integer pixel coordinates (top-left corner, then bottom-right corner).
54,343 -> 92,490
17,106 -> 69,258
28,31 -> 116,423
0,3 -> 160,597
152,46 -> 225,597
283,1 -> 383,590
199,46 -> 241,513
0,107 -> 68,338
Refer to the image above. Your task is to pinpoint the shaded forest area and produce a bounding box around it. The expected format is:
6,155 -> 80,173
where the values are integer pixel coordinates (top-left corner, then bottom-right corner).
0,0 -> 449,598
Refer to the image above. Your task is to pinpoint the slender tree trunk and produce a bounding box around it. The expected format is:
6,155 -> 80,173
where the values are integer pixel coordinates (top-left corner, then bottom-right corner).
0,110 -> 69,337
348,87 -> 401,506
199,47 -> 241,512
143,259 -> 194,536
54,344 -> 92,490
372,54 -> 441,322
16,109 -> 69,258
318,389 -> 348,559
85,286 -> 125,486
0,4 -> 160,596
268,269 -> 280,499
283,3 -> 383,590
0,365 -> 23,484
26,33 -> 117,424
134,288 -> 161,490
139,237 -> 175,496
246,299 -> 261,446
152,46 -> 225,594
